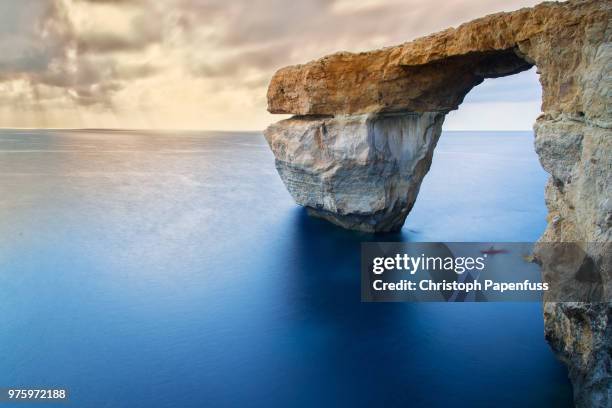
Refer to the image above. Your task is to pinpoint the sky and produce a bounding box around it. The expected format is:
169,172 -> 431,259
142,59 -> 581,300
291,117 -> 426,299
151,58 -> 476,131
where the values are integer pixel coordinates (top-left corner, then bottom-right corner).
0,0 -> 544,130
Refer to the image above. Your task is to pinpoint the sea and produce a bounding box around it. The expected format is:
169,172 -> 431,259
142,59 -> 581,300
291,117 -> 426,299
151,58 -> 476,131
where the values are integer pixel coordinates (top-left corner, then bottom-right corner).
0,129 -> 573,407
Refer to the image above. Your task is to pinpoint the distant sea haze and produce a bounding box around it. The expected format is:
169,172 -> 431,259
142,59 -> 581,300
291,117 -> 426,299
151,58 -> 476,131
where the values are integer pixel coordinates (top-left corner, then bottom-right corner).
0,129 -> 572,407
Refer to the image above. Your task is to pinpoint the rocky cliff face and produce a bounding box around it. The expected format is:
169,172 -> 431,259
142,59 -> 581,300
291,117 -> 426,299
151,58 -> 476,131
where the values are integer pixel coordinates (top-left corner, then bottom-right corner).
264,1 -> 610,406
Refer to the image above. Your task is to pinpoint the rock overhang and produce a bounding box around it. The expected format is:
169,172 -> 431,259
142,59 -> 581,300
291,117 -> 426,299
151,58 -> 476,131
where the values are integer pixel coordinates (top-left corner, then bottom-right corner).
267,0 -> 610,121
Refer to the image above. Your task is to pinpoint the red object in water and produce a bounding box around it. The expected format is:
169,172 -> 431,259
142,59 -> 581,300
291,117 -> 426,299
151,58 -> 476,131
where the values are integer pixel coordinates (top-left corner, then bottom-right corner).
480,246 -> 509,255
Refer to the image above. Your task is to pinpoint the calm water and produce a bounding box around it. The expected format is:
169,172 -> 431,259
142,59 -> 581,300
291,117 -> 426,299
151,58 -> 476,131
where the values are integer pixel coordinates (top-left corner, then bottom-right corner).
0,129 -> 573,407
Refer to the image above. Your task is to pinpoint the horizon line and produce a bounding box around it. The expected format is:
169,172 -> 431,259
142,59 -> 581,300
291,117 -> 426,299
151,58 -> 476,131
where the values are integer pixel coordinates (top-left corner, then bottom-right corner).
0,127 -> 535,132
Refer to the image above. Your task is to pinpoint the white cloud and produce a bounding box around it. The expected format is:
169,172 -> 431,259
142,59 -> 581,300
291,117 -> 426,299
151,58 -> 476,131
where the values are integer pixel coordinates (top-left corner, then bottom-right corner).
0,0 -> 543,130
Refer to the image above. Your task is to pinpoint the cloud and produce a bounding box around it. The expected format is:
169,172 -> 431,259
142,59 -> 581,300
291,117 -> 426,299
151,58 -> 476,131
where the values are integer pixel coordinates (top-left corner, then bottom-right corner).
0,0 -> 167,109
76,13 -> 163,53
191,45 -> 292,80
0,0 -> 544,129
0,1 -> 73,76
79,0 -> 138,3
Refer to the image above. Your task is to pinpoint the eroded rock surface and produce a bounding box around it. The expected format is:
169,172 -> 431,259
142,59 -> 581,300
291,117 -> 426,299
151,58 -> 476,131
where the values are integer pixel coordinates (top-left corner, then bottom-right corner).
535,114 -> 611,407
264,1 -> 610,406
265,112 -> 444,232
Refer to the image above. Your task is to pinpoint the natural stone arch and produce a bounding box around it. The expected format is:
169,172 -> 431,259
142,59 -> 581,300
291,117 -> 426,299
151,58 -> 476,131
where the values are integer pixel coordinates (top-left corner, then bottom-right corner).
265,0 -> 608,233
263,1 -> 610,407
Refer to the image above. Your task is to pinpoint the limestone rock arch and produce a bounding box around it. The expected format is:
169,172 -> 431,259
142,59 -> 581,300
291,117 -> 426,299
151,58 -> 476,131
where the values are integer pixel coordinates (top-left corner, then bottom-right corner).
263,1 -> 610,406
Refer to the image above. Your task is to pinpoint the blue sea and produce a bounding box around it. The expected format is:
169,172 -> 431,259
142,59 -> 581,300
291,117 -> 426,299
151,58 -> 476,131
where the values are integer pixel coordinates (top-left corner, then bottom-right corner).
0,129 -> 573,407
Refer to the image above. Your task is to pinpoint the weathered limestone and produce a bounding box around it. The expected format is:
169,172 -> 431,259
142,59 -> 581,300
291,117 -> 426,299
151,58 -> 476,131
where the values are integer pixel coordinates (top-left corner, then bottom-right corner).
264,0 -> 611,405
267,0 -> 610,124
266,0 -> 611,234
265,112 -> 444,232
535,114 -> 611,407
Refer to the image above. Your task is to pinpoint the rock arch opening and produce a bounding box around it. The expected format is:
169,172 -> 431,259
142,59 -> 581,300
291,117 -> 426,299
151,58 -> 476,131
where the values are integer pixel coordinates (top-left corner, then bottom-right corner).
402,67 -> 547,240
264,47 -> 539,233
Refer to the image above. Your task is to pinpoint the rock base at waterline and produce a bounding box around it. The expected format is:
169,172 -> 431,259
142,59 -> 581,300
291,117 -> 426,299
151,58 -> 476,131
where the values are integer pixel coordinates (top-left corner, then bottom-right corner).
264,112 -> 444,232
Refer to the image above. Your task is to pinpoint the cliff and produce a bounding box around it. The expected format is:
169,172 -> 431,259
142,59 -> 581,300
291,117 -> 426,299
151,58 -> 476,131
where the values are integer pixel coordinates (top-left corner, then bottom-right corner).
263,0 -> 611,406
